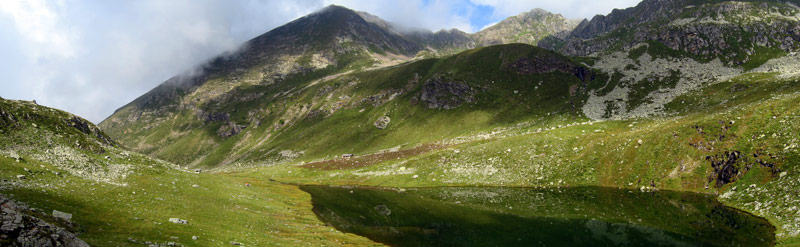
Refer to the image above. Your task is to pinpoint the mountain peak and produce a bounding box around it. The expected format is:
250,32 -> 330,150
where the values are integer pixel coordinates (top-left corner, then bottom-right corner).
473,8 -> 578,46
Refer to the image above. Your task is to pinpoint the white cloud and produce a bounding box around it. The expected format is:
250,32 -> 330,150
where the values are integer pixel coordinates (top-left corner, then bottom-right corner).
0,0 -> 77,59
0,0 -> 642,123
469,0 -> 640,20
0,0 -> 324,123
324,0 -> 476,32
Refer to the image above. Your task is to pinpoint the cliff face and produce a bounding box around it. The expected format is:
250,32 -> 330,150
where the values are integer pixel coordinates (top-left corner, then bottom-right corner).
557,0 -> 800,65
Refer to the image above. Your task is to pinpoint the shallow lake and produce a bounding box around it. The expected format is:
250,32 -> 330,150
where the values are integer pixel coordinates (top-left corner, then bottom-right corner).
301,186 -> 774,247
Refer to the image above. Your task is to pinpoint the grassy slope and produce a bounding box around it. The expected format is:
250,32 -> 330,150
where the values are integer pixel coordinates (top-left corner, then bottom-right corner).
0,99 -> 379,246
5,44 -> 798,246
104,44 -> 590,169
245,71 -> 800,245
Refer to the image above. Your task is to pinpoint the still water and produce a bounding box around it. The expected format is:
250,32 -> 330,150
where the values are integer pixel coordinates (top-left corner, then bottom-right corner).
302,186 -> 774,247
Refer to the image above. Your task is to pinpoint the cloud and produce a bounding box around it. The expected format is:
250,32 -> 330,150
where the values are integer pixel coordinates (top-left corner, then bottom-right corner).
0,0 -> 324,123
0,0 -> 641,123
0,0 -> 77,59
469,0 -> 640,20
324,0 -> 477,32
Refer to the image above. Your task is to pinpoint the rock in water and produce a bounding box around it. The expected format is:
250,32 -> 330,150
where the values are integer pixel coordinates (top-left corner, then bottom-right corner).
374,116 -> 391,129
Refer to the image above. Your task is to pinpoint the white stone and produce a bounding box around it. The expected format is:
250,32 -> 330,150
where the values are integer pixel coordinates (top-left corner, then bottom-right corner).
53,210 -> 72,222
169,218 -> 188,224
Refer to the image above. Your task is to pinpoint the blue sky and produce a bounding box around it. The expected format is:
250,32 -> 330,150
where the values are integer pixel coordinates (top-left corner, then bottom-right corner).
0,0 -> 639,123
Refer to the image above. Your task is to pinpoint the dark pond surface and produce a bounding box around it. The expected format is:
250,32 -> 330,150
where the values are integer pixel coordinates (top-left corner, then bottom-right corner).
301,186 -> 774,247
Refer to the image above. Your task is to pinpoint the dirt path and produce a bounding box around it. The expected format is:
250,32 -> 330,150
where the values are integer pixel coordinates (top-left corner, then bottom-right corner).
300,143 -> 447,170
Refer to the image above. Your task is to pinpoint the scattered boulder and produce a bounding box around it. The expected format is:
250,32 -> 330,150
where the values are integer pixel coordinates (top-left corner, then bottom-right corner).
373,116 -> 390,129
192,236 -> 199,240
16,175 -> 25,180
194,169 -> 202,174
374,204 -> 391,216
52,210 -> 72,222
168,218 -> 188,224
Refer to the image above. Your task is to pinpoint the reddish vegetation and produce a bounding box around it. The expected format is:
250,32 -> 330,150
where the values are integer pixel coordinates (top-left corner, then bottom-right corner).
301,144 -> 447,170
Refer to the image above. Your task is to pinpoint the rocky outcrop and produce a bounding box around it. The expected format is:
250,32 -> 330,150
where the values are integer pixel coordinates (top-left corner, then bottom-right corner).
65,116 -> 114,146
361,89 -> 403,107
557,0 -> 800,64
1,195 -> 89,247
217,122 -> 246,137
196,110 -> 230,122
418,77 -> 475,110
473,8 -> 579,47
505,56 -> 574,75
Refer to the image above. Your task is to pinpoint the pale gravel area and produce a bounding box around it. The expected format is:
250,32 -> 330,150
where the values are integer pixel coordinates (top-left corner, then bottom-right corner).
584,44 -> 741,120
753,52 -> 800,78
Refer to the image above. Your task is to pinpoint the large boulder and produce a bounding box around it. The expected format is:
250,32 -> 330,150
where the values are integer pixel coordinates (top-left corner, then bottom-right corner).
373,116 -> 391,129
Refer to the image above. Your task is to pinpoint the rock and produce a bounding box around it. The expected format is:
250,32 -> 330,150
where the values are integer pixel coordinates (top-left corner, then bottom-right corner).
637,139 -> 643,145
412,175 -> 419,179
192,236 -> 199,240
16,175 -> 25,179
217,122 -> 246,137
192,184 -> 200,188
780,172 -> 788,178
0,195 -> 89,247
194,169 -> 202,174
419,76 -> 475,109
374,204 -> 391,216
168,218 -> 188,224
373,116 -> 391,129
52,210 -> 72,222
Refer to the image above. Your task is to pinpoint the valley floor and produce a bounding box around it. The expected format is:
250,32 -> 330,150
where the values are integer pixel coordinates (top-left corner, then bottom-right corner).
2,73 -> 800,246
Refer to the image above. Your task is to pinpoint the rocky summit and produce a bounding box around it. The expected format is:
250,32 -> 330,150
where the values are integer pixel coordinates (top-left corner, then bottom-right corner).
4,0 -> 800,246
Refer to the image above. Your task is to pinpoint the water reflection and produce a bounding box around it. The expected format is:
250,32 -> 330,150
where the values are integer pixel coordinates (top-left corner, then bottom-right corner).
302,186 -> 774,247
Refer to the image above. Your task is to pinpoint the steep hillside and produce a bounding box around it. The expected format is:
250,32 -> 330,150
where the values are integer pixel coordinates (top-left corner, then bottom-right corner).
102,43 -> 596,168
255,68 -> 800,245
0,97 -> 378,246
473,8 -> 579,46
554,0 -> 800,67
102,5 -> 424,141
